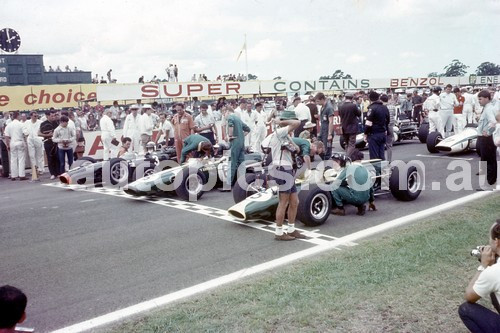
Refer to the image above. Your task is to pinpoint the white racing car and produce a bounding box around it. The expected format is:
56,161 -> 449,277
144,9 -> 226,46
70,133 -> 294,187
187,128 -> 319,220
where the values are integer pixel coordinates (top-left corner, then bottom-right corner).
426,124 -> 479,154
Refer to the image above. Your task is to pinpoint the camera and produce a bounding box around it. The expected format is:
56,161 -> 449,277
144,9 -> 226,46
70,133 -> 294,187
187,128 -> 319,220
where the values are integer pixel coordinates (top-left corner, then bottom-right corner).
470,246 -> 484,259
281,140 -> 297,154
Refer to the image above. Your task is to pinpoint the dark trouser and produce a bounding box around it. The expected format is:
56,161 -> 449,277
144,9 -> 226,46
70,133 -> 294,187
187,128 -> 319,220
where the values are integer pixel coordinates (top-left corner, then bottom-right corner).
343,133 -> 357,159
294,120 -> 307,137
386,126 -> 394,162
458,302 -> 500,333
44,141 -> 59,176
320,132 -> 332,160
331,186 -> 370,207
368,132 -> 386,160
228,143 -> 245,186
413,108 -> 422,123
58,148 -> 74,174
478,136 -> 498,185
199,131 -> 216,145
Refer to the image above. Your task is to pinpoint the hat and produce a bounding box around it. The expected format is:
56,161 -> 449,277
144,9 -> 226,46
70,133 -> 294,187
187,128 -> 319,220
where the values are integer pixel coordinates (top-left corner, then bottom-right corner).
303,121 -> 315,129
344,92 -> 354,99
368,91 -> 380,101
293,96 -> 302,102
279,110 -> 298,120
130,104 -> 140,109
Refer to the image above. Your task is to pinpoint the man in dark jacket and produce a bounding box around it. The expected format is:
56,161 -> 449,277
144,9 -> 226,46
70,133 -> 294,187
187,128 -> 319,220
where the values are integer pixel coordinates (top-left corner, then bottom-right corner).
364,91 -> 390,160
339,93 -> 361,158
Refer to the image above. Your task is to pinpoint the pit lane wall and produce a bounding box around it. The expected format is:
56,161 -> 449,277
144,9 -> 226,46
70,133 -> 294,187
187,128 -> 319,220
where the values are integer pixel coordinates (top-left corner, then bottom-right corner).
0,76 -> 498,112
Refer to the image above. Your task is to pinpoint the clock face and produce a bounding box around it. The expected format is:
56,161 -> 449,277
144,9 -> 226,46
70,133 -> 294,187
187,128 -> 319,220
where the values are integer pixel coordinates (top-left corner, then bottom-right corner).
0,28 -> 21,53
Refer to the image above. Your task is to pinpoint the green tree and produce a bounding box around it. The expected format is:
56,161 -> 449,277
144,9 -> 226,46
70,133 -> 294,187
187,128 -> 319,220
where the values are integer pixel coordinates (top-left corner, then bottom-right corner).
442,59 -> 469,77
427,72 -> 440,77
475,62 -> 500,76
320,69 -> 352,80
247,73 -> 258,80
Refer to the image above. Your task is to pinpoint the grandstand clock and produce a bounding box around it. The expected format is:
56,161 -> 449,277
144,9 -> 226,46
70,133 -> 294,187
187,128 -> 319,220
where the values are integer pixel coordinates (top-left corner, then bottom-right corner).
0,28 -> 21,52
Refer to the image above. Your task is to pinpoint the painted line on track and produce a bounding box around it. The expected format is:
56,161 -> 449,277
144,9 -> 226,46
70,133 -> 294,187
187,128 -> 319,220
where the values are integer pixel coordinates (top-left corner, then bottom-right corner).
42,183 -> 345,246
50,189 -> 497,333
416,154 -> 474,161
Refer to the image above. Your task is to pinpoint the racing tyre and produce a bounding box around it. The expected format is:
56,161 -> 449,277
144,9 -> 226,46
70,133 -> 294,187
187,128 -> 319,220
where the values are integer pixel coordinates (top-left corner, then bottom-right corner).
232,173 -> 267,204
132,163 -> 156,181
107,158 -> 129,185
389,164 -> 422,201
0,140 -> 9,177
297,185 -> 332,227
175,167 -> 206,201
426,131 -> 442,153
418,122 -> 429,143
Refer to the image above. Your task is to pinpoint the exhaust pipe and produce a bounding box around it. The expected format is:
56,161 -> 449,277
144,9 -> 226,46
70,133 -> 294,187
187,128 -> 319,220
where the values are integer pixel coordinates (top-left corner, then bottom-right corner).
59,173 -> 71,185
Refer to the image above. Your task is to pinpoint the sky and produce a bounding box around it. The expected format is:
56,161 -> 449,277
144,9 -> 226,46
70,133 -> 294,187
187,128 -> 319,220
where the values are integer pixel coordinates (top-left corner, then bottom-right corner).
1,0 -> 499,83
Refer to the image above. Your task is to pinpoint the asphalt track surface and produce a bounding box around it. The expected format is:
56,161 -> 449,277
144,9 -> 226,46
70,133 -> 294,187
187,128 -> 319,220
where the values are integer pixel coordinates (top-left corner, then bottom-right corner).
0,138 -> 498,332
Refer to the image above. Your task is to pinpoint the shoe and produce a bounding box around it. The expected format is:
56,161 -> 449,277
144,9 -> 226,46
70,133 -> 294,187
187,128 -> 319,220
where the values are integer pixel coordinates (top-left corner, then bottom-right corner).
19,177 -> 28,181
50,175 -> 56,180
218,188 -> 231,192
332,207 -> 345,216
275,233 -> 295,241
356,205 -> 366,216
11,178 -> 16,181
287,230 -> 307,239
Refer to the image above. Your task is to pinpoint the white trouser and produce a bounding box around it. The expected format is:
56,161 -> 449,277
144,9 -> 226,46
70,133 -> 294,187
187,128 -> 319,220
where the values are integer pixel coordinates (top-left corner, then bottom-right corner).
252,125 -> 267,153
9,140 -> 26,178
463,105 -> 474,124
244,127 -> 255,147
101,134 -> 113,161
428,111 -> 444,136
27,137 -> 45,174
439,109 -> 454,137
131,134 -> 141,153
453,114 -> 466,134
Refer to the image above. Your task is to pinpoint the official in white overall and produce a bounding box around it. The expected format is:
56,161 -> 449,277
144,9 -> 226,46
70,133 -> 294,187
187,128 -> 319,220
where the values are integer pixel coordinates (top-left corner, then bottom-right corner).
4,111 -> 27,180
99,109 -> 117,161
23,111 -> 45,175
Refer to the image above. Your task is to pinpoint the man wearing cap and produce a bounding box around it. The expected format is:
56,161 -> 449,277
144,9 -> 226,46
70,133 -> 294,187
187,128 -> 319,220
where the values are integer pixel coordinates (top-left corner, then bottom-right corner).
291,96 -> 311,137
423,87 -> 444,136
267,110 -> 305,240
339,93 -> 361,158
440,84 -> 459,137
139,105 -> 154,154
99,108 -> 117,161
331,150 -> 376,216
252,102 -> 268,152
364,91 -> 389,160
123,105 -> 142,153
241,102 -> 258,148
172,103 -> 195,162
314,92 -> 334,159
224,107 -> 251,189
179,134 -> 212,163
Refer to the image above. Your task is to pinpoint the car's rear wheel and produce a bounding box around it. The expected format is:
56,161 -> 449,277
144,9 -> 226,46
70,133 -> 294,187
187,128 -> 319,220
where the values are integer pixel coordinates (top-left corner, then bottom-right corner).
418,121 -> 429,143
232,173 -> 267,204
108,158 -> 128,185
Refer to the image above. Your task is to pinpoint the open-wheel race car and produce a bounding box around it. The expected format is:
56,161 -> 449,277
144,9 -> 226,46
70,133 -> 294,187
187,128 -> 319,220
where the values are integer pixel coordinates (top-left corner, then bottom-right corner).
426,124 -> 479,154
227,158 -> 423,227
59,146 -> 177,185
123,152 -> 263,200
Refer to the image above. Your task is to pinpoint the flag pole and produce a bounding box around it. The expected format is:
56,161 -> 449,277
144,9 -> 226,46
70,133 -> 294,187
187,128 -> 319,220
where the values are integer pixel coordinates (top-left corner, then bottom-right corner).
244,34 -> 248,79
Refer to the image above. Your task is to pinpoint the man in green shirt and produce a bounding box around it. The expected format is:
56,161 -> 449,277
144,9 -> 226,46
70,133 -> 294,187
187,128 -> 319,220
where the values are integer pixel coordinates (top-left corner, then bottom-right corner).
179,134 -> 212,163
291,137 -> 324,170
330,150 -> 376,216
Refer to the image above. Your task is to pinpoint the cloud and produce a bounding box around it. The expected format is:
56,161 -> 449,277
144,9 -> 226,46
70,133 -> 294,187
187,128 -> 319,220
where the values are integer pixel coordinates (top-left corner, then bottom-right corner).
346,54 -> 366,64
247,39 -> 284,62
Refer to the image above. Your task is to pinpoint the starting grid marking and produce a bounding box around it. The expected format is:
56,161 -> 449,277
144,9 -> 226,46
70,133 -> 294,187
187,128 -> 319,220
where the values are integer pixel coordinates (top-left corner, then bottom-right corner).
43,182 -> 354,247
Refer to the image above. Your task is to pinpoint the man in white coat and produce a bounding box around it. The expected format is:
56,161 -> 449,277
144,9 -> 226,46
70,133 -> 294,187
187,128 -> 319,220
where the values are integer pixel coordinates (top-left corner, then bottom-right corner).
123,105 -> 142,153
439,84 -> 459,137
23,111 -> 45,175
462,87 -> 475,125
252,102 -> 268,152
423,87 -> 444,136
241,103 -> 258,148
4,111 -> 27,180
99,109 -> 117,160
139,105 -> 154,154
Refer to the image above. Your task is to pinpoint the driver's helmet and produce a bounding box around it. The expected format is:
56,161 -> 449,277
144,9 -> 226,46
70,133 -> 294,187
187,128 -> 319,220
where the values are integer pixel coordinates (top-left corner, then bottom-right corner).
330,152 -> 349,167
146,141 -> 156,153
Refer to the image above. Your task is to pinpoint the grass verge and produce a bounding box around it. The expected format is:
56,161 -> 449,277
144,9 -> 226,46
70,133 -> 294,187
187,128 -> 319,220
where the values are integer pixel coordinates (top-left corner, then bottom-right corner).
107,194 -> 499,333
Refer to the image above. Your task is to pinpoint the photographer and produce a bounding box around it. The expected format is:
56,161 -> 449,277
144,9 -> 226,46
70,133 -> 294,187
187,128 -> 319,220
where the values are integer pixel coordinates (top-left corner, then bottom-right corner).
459,219 -> 500,332
268,110 -> 305,241
195,104 -> 218,145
